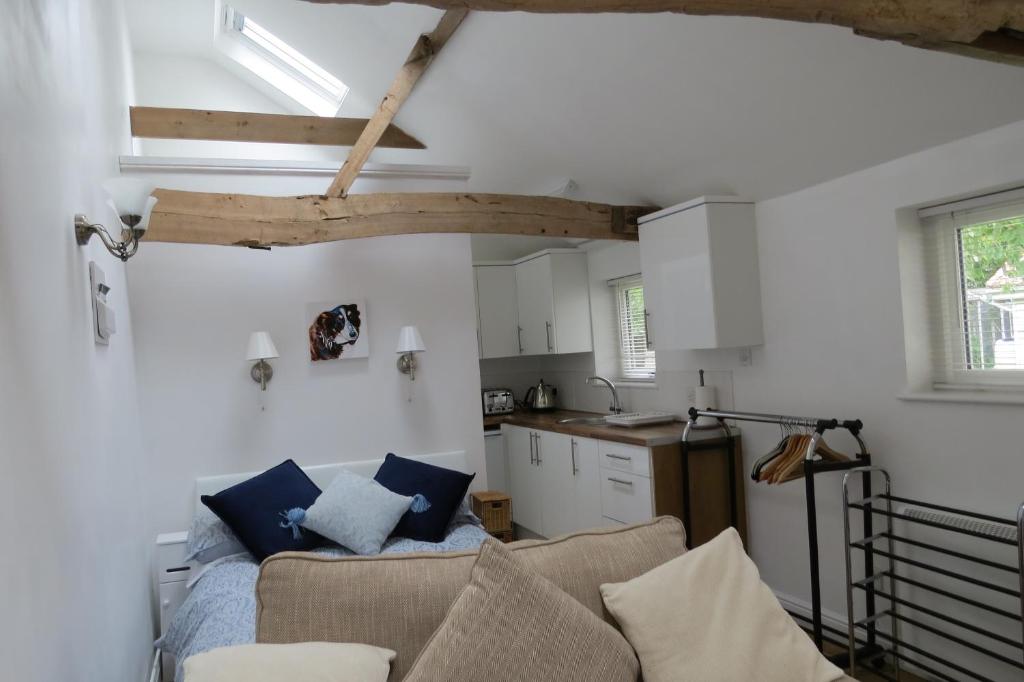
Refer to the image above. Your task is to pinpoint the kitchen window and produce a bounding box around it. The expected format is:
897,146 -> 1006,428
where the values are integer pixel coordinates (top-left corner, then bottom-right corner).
920,193 -> 1024,390
610,274 -> 656,381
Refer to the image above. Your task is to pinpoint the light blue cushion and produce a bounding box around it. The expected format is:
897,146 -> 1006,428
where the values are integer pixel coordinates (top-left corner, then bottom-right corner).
301,469 -> 413,555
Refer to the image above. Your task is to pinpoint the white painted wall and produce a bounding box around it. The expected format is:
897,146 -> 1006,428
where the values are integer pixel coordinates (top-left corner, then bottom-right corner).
739,118 -> 1024,646
128,168 -> 486,535
0,1 -> 154,680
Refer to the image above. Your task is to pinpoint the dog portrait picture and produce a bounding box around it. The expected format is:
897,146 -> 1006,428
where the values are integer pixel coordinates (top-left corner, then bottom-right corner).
307,300 -> 369,361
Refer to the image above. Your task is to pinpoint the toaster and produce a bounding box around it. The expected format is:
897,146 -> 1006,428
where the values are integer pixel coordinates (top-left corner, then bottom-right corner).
482,388 -> 515,416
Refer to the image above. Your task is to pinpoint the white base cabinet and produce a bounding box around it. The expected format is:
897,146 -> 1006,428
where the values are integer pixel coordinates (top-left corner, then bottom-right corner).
504,425 -> 604,538
505,425 -> 654,538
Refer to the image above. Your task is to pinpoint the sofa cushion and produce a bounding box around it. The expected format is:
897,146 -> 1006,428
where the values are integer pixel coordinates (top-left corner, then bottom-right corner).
182,642 -> 395,682
600,528 -> 845,682
256,516 -> 685,680
404,539 -> 639,681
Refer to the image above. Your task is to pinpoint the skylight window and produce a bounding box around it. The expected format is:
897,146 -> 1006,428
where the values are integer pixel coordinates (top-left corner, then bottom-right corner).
220,5 -> 348,117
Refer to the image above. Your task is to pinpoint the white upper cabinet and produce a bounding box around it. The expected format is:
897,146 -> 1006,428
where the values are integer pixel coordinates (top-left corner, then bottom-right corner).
475,265 -> 521,359
639,196 -> 763,350
475,250 -> 593,358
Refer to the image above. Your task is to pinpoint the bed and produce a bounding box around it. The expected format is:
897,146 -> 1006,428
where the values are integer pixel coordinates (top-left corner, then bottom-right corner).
155,452 -> 490,682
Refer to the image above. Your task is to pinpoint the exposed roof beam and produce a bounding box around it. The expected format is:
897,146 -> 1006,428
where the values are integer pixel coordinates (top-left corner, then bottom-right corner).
303,0 -> 1024,67
129,106 -> 425,149
142,189 -> 653,247
326,8 -> 469,197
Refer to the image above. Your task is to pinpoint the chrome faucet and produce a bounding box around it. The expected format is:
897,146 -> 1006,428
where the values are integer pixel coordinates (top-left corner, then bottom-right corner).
587,376 -> 623,414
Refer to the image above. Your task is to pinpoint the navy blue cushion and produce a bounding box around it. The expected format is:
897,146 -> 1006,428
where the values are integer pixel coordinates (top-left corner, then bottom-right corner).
373,453 -> 475,542
201,460 -> 323,561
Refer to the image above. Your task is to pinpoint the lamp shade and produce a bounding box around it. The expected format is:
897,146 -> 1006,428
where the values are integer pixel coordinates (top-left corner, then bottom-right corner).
246,331 -> 279,361
103,177 -> 157,231
396,326 -> 425,354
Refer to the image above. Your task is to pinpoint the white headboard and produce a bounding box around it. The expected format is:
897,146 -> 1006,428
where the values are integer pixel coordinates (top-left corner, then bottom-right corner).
194,451 -> 469,514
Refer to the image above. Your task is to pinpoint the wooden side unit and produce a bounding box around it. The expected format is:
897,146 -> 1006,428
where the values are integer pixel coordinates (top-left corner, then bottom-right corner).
678,436 -> 747,547
471,490 -> 513,533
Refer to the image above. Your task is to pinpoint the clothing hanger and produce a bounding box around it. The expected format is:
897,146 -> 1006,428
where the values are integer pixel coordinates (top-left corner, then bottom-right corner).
750,421 -> 790,481
768,432 -> 810,483
762,428 -> 806,483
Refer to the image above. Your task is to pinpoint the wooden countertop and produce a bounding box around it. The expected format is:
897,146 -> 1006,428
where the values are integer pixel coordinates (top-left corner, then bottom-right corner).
483,409 -> 736,447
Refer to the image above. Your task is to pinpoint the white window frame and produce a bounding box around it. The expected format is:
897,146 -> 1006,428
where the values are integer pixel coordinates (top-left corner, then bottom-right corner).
924,197 -> 1024,391
610,274 -> 656,382
216,4 -> 349,117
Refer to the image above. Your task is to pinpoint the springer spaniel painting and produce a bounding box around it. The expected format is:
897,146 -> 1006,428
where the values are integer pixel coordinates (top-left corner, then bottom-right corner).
308,301 -> 369,361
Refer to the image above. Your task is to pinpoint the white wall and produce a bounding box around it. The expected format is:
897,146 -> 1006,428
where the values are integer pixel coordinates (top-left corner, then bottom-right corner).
128,171 -> 486,535
738,118 -> 1024,637
0,1 -> 154,680
479,241 -> 742,416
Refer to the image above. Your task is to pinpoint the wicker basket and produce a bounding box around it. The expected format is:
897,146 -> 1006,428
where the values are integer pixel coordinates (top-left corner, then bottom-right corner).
489,529 -> 514,543
471,491 -> 512,533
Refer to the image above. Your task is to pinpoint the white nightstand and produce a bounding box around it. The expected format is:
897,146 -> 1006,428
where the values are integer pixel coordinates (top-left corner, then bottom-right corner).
156,532 -> 193,682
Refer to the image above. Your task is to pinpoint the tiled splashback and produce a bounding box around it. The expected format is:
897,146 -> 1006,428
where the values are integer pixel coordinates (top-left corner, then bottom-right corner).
479,352 -> 735,417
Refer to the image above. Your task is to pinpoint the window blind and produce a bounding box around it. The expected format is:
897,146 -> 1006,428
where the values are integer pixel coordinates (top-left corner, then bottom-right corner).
920,196 -> 1024,388
609,274 -> 655,380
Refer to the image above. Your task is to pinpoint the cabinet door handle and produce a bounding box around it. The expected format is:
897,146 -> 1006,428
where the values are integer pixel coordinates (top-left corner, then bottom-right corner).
570,439 -> 577,476
529,433 -> 535,464
605,453 -> 632,461
644,309 -> 653,350
545,321 -> 553,352
517,326 -> 524,354
535,434 -> 542,465
608,477 -> 634,486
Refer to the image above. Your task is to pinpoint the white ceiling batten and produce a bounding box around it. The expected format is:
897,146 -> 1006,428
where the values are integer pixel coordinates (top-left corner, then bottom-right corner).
118,155 -> 471,181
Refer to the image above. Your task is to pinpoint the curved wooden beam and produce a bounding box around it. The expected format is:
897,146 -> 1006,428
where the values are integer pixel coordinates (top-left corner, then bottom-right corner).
303,0 -> 1024,66
142,189 -> 655,247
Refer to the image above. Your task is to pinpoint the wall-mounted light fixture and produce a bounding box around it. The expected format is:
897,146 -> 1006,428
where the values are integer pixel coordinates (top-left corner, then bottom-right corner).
246,331 -> 279,391
75,178 -> 157,262
396,326 -> 425,381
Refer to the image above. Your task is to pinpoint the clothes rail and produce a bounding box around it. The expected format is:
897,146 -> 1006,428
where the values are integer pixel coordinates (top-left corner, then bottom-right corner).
842,467 -> 1024,680
683,407 -> 875,662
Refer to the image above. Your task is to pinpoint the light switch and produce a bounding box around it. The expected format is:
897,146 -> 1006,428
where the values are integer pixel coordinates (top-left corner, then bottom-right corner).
89,262 -> 116,345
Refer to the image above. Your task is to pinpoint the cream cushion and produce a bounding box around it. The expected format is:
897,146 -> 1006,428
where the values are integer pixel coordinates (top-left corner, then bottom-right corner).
183,642 -> 395,682
404,538 -> 640,681
600,528 -> 845,682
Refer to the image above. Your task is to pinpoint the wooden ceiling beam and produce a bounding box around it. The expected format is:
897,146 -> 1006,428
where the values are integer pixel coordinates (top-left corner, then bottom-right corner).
303,0 -> 1024,67
129,106 -> 425,149
326,8 -> 469,197
142,189 -> 654,247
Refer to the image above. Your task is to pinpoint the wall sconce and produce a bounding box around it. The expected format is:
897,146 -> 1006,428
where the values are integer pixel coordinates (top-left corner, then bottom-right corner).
75,178 -> 157,262
396,326 -> 425,381
246,331 -> 279,391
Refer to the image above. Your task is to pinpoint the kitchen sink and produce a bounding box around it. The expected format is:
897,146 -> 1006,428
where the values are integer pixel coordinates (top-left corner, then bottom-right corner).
556,416 -> 610,425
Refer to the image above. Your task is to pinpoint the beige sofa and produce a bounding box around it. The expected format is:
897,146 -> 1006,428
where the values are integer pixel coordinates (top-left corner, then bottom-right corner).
255,517 -> 856,681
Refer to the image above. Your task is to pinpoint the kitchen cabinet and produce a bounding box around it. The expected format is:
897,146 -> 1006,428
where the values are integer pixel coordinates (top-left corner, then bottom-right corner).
639,196 -> 762,350
474,265 -> 521,359
505,425 -> 544,533
473,250 -> 592,359
515,251 -> 593,356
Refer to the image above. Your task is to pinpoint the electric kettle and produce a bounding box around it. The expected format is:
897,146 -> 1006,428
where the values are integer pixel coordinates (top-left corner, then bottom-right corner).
523,379 -> 557,411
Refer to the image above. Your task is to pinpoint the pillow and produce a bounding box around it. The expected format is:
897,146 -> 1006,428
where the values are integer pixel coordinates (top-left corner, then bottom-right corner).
300,469 -> 413,555
201,460 -> 323,562
403,539 -> 639,682
183,642 -> 395,682
373,453 -> 475,542
184,507 -> 248,563
600,527 -> 845,682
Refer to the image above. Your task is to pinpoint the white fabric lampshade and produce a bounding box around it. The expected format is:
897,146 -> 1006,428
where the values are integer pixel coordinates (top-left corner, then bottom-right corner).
396,326 -> 425,354
103,177 -> 157,231
246,331 -> 279,361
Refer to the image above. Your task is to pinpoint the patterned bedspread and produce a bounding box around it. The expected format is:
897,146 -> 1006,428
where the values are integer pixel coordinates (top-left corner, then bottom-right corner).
157,522 -> 490,682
